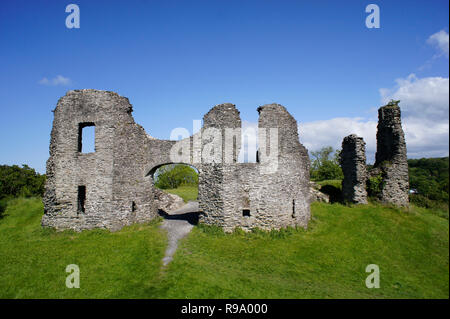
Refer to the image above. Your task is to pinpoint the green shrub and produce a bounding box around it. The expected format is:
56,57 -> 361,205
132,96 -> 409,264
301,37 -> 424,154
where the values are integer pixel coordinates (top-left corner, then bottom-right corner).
316,179 -> 342,190
367,174 -> 383,198
154,164 -> 198,189
408,157 -> 449,203
410,194 -> 449,219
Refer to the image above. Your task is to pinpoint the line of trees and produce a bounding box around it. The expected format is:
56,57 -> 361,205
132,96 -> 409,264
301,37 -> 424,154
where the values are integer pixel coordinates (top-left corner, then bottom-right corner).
0,164 -> 46,215
408,157 -> 449,211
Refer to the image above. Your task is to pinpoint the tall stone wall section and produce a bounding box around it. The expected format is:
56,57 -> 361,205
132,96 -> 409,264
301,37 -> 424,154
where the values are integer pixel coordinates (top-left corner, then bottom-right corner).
197,103 -> 241,227
340,134 -> 367,204
42,90 -> 160,231
203,104 -> 311,231
42,90 -> 311,232
371,104 -> 409,206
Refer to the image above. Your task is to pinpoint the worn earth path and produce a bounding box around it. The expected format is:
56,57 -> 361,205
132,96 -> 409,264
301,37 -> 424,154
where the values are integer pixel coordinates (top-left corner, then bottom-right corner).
159,201 -> 200,266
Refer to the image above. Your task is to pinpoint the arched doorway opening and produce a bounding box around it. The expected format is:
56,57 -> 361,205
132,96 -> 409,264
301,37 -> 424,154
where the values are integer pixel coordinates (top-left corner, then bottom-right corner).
148,163 -> 200,225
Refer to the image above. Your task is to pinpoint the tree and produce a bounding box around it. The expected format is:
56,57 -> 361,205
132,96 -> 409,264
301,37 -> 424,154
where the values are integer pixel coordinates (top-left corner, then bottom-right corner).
408,157 -> 449,203
0,164 -> 46,216
310,146 -> 343,181
0,164 -> 46,200
154,164 -> 198,189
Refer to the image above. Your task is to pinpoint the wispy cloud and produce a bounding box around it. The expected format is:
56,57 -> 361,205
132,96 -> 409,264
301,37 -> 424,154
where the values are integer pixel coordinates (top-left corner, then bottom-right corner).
427,30 -> 449,58
38,75 -> 72,86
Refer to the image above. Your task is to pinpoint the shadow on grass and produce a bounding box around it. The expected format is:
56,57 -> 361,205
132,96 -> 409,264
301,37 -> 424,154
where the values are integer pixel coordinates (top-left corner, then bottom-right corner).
157,209 -> 199,226
319,185 -> 343,203
0,198 -> 9,219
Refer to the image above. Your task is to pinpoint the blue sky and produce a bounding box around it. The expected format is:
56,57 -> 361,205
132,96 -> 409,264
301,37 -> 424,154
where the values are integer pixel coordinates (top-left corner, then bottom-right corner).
0,0 -> 448,173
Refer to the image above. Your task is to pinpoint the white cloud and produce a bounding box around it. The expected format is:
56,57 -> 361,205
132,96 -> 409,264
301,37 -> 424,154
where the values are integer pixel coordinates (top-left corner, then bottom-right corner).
381,74 -> 449,158
238,32 -> 449,162
427,30 -> 449,58
295,74 -> 449,162
38,75 -> 72,86
299,117 -> 377,161
380,74 -> 449,123
402,118 -> 449,158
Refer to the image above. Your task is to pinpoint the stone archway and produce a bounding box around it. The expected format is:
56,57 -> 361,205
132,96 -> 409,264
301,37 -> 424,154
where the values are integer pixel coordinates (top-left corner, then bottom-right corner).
148,163 -> 200,219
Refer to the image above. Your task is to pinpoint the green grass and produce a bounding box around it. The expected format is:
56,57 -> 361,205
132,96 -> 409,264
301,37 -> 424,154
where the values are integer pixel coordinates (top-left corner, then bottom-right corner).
163,185 -> 198,202
0,197 -> 448,298
0,198 -> 167,298
315,179 -> 342,190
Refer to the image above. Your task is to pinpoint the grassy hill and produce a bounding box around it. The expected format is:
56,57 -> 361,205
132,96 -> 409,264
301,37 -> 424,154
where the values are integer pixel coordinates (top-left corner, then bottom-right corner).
0,197 -> 448,298
164,185 -> 199,203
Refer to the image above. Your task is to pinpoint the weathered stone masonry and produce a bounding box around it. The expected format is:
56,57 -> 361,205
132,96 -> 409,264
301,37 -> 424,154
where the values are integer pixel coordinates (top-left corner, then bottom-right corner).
340,134 -> 368,204
42,89 -> 311,232
370,103 -> 409,206
340,102 -> 409,206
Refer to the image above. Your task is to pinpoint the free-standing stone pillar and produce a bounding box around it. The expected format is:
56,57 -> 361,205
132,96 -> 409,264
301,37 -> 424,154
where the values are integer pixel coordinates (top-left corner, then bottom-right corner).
370,102 -> 409,206
340,134 -> 368,204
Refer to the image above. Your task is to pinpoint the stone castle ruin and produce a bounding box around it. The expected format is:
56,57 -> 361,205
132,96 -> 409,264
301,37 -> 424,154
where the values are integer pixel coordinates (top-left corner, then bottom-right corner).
340,102 -> 409,206
42,89 -> 311,232
42,90 -> 409,233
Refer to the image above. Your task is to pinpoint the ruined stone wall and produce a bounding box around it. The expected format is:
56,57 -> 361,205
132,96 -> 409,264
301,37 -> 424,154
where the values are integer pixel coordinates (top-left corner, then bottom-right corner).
197,103 -> 241,226
250,104 -> 310,230
198,103 -> 311,231
43,90 -> 311,232
43,90 -> 132,230
340,103 -> 409,207
340,134 -> 368,204
371,104 -> 409,206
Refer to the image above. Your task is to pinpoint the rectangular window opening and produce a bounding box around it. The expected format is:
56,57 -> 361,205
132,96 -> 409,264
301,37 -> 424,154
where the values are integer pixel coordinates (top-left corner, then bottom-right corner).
78,122 -> 96,153
132,201 -> 137,212
77,186 -> 86,213
243,209 -> 251,217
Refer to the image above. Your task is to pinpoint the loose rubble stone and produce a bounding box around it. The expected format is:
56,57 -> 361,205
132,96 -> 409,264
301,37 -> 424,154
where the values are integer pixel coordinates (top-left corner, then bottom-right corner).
153,188 -> 185,213
309,182 -> 330,203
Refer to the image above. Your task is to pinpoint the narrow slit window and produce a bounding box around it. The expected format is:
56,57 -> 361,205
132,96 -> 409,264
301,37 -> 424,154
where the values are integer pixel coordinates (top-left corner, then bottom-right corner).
78,186 -> 86,213
292,199 -> 296,218
132,201 -> 137,212
78,122 -> 95,153
243,209 -> 250,217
